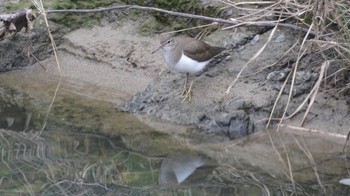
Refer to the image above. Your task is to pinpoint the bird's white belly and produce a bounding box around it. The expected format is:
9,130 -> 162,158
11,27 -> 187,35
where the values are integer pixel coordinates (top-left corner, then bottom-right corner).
170,53 -> 210,74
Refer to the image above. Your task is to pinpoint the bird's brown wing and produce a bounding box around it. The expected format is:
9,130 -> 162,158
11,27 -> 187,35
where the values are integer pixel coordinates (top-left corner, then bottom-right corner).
177,36 -> 225,62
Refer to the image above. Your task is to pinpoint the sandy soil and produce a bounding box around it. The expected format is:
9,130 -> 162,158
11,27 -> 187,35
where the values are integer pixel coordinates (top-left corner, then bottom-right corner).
25,21 -> 162,103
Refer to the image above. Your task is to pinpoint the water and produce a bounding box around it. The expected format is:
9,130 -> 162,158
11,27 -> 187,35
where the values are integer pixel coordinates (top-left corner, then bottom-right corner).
0,87 -> 205,195
0,71 -> 248,195
0,70 -> 349,195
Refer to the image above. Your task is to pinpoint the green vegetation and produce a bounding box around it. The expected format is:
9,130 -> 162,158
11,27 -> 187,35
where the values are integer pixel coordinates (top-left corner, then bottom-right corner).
122,0 -> 222,35
5,0 -> 36,12
49,0 -> 119,29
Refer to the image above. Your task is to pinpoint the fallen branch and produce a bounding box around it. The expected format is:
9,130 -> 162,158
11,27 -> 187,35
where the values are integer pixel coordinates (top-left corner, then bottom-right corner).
0,8 -> 35,39
45,4 -> 316,36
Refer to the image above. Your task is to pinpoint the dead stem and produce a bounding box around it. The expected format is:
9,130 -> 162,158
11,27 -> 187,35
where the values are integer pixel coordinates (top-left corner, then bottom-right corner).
266,71 -> 292,129
279,124 -> 347,138
225,20 -> 279,95
280,61 -> 329,124
31,0 -> 63,139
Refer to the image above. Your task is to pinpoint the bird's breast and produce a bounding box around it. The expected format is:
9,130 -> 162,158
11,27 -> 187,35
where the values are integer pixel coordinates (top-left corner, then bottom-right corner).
173,53 -> 210,74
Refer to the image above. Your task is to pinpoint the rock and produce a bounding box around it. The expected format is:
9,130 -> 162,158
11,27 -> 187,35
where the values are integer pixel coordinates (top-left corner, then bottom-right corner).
222,98 -> 252,112
273,33 -> 286,43
267,68 -> 291,81
197,111 -> 251,140
217,111 -> 251,139
269,69 -> 318,97
250,34 -> 260,45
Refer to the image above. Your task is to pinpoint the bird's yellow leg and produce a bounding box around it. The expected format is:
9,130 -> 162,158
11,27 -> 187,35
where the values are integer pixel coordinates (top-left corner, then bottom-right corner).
181,73 -> 189,96
181,76 -> 195,103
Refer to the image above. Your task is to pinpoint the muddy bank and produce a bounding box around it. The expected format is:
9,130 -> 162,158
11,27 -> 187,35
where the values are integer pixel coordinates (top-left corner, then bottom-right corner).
1,1 -> 349,141
2,17 -> 350,140
122,25 -> 350,139
123,27 -> 294,139
0,25 -> 51,71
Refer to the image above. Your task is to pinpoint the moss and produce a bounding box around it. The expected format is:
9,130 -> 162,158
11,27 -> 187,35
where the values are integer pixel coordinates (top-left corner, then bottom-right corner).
52,0 -> 118,10
126,10 -> 144,21
50,0 -> 119,29
122,0 -> 222,35
139,16 -> 166,36
5,0 -> 36,12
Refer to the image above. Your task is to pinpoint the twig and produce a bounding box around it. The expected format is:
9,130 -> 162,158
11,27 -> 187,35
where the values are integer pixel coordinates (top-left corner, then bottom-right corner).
45,5 -> 316,36
279,124 -> 347,138
299,61 -> 329,126
266,70 -> 292,129
29,51 -> 46,70
342,131 -> 350,153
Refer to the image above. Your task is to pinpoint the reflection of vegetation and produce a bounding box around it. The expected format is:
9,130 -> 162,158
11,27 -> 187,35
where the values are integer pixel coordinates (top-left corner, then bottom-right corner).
0,129 -> 160,194
0,129 -> 228,195
2,127 -> 340,195
0,88 -> 45,132
0,86 -> 214,194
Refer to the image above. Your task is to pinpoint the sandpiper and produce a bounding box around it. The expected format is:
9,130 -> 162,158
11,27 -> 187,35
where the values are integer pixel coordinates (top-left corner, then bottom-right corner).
152,34 -> 225,102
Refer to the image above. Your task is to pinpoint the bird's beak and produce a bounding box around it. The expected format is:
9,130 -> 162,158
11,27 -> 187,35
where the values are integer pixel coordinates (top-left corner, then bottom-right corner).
151,41 -> 168,54
151,45 -> 162,54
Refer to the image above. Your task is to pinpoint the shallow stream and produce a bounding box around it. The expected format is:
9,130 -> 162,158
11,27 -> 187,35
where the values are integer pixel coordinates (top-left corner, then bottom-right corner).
0,69 -> 349,195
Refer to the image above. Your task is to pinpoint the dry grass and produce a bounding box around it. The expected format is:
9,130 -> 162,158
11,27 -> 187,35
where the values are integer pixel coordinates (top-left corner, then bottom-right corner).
220,0 -> 350,193
223,0 -> 350,94
30,0 -> 63,138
